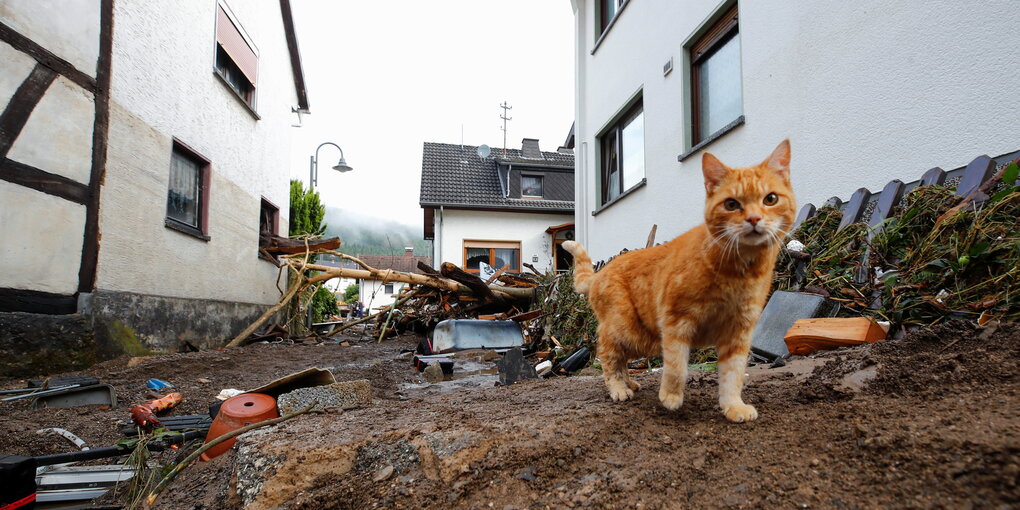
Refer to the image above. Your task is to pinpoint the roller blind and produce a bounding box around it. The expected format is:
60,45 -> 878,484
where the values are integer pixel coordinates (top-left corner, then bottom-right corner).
216,6 -> 258,85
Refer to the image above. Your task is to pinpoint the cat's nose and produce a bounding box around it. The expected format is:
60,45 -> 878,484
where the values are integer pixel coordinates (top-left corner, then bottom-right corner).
746,216 -> 761,226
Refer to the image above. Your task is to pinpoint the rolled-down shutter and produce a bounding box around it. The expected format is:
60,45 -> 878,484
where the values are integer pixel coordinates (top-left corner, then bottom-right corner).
216,6 -> 258,85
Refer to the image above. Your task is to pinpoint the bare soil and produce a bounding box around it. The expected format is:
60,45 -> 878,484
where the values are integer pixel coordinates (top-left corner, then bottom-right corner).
2,322 -> 1018,509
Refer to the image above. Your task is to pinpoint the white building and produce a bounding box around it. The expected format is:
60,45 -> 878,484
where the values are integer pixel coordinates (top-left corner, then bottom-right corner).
0,0 -> 310,356
420,139 -> 576,275
569,0 -> 1020,260
356,250 -> 434,313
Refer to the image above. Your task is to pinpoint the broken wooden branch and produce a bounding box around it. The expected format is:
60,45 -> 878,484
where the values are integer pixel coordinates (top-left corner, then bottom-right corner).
378,288 -> 423,343
441,262 -> 499,303
261,234 -> 341,255
226,270 -> 306,348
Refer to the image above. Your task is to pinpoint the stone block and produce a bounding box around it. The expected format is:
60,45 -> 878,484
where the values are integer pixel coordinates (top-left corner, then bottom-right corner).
751,291 -> 836,360
276,379 -> 373,413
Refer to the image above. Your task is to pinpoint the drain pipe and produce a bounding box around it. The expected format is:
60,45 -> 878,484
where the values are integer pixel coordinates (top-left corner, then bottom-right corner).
437,206 -> 445,264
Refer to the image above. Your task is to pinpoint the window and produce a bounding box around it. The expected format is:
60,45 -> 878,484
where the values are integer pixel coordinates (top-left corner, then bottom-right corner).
598,0 -> 625,35
384,283 -> 394,294
599,100 -> 645,205
521,175 -> 544,198
165,140 -> 211,240
259,198 -> 279,237
690,5 -> 741,145
463,241 -> 521,273
215,5 -> 258,110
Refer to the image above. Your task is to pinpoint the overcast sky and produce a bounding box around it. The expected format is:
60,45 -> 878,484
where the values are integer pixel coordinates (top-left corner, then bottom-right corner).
288,1 -> 575,227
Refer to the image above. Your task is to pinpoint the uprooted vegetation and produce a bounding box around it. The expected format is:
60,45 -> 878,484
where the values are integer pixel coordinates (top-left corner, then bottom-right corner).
774,161 -> 1020,326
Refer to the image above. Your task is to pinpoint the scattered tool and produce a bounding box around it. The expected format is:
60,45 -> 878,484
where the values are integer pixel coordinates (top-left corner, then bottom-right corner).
130,392 -> 183,432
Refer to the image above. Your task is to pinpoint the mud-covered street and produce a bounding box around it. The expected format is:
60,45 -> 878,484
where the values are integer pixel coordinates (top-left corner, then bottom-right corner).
1,322 -> 1017,509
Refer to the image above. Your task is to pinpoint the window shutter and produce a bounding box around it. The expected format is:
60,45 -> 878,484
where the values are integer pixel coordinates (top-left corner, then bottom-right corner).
216,6 -> 258,85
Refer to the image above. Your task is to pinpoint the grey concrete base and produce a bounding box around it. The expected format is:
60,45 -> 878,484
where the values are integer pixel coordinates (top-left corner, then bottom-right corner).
0,312 -> 98,378
1,290 -> 274,377
89,290 -> 273,353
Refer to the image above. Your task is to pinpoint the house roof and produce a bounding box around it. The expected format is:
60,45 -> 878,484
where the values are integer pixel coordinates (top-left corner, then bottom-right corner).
356,254 -> 434,275
419,142 -> 574,212
278,0 -> 309,111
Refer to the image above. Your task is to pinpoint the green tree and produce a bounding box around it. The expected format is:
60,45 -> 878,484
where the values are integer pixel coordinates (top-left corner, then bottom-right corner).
343,283 -> 359,304
289,180 -> 326,236
289,179 -> 336,322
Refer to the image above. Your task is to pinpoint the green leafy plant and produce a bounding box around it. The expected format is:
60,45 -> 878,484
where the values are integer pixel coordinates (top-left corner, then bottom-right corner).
343,283 -> 359,304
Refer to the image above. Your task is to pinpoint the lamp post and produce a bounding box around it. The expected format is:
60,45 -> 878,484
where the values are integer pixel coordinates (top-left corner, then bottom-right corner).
309,141 -> 353,190
305,142 -> 352,329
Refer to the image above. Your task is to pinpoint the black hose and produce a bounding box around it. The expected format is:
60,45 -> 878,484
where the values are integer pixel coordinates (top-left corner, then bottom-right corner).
34,430 -> 205,466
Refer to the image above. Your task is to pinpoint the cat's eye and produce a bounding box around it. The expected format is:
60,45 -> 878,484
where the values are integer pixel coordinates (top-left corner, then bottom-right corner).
763,193 -> 778,206
723,198 -> 741,211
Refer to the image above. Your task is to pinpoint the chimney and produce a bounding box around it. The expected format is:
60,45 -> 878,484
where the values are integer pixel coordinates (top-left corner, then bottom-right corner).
404,247 -> 414,257
521,138 -> 542,159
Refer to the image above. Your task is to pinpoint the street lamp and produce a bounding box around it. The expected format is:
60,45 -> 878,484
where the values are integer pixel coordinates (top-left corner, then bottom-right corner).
305,142 -> 351,330
309,141 -> 352,190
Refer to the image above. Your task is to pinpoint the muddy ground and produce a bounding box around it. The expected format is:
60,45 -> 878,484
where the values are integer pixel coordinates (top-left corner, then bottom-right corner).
1,322 -> 1018,509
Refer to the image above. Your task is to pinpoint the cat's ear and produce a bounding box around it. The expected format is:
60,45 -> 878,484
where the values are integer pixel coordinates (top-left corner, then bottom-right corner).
702,152 -> 728,194
764,139 -> 791,180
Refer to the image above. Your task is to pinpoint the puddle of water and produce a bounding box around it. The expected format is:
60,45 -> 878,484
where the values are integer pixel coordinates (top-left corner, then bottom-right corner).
399,353 -> 502,397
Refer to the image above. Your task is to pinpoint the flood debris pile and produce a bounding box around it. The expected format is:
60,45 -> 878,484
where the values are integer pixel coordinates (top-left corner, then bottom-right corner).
776,161 -> 1020,327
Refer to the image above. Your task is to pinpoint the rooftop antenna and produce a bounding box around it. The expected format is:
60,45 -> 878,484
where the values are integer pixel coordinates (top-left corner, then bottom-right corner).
499,101 -> 512,156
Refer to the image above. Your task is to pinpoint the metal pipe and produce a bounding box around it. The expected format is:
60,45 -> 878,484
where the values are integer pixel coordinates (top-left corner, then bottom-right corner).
34,430 -> 205,466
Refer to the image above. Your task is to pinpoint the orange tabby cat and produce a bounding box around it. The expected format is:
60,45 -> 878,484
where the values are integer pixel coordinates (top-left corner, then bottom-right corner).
563,139 -> 796,423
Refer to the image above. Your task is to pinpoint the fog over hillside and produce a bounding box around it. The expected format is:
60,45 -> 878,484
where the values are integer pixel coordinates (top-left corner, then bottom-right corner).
323,207 -> 431,257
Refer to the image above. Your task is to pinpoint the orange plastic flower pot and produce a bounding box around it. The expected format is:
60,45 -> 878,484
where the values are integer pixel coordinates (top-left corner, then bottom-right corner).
200,393 -> 278,461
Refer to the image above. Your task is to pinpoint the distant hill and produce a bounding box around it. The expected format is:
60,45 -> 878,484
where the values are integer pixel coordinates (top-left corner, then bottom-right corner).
323,207 -> 432,257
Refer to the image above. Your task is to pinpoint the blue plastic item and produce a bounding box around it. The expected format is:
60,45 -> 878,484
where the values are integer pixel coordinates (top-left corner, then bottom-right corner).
146,378 -> 174,390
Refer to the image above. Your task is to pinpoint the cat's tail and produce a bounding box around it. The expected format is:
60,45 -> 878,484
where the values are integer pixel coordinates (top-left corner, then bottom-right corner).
561,240 -> 595,295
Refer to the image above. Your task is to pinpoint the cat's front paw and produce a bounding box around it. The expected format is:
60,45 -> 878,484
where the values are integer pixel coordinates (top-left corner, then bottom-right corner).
659,391 -> 684,411
607,383 -> 635,402
722,403 -> 758,423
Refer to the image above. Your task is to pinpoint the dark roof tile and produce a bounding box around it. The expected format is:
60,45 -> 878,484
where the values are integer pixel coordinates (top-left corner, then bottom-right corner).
420,142 -> 574,211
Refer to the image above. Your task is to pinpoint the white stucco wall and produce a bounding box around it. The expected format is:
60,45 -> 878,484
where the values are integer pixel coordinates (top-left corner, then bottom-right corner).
0,5 -> 98,295
0,182 -> 86,294
97,1 -> 298,305
572,0 -> 1020,261
0,0 -> 101,78
0,40 -> 36,106
7,76 -> 95,184
433,209 -> 573,273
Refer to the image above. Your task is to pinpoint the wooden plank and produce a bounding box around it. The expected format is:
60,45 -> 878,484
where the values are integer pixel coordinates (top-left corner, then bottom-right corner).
837,188 -> 871,230
791,203 -> 816,232
919,167 -> 946,186
441,262 -> 499,303
0,158 -> 89,204
955,155 -> 994,199
867,180 -> 904,238
645,224 -> 657,248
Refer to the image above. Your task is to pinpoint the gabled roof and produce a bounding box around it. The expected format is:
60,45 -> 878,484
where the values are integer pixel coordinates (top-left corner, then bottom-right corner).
419,142 -> 574,212
278,0 -> 309,111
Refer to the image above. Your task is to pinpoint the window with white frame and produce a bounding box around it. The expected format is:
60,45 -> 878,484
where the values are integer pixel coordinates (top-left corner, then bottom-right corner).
599,99 -> 645,205
690,5 -> 742,145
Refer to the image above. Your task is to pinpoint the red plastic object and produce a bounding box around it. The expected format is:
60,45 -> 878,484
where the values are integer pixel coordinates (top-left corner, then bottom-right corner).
130,392 -> 183,431
200,393 -> 278,461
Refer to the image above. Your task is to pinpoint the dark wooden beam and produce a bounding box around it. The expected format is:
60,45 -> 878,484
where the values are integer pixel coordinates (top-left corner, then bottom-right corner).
0,64 -> 57,157
0,287 -> 77,314
0,21 -> 97,94
0,158 -> 89,203
77,0 -> 114,294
